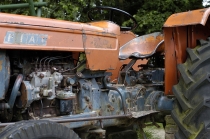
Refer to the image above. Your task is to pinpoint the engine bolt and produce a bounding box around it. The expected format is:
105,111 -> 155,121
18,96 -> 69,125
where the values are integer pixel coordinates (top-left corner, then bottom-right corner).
48,91 -> 53,97
39,73 -> 44,79
106,77 -> 111,83
76,72 -> 83,77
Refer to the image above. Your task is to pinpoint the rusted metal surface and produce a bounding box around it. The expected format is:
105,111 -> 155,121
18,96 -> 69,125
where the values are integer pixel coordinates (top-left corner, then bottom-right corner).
164,8 -> 210,27
0,13 -> 120,71
164,28 -> 178,95
0,110 -> 159,128
119,32 -> 164,60
83,34 -> 120,70
0,114 -> 132,128
164,8 -> 210,95
0,51 -> 10,100
131,110 -> 157,118
49,114 -> 131,123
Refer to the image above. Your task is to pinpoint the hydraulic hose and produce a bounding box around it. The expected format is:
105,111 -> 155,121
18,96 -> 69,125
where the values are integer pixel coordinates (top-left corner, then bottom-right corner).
8,74 -> 23,108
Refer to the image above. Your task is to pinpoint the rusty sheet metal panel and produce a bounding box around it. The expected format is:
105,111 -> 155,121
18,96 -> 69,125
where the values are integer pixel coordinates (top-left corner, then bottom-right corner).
0,13 -> 120,71
164,27 -> 188,95
119,32 -> 164,60
164,28 -> 178,96
0,51 -> 10,100
164,8 -> 210,27
84,34 -> 119,70
164,8 -> 210,95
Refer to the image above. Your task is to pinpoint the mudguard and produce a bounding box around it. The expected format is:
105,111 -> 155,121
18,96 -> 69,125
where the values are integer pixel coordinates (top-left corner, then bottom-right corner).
164,8 -> 210,95
164,8 -> 210,27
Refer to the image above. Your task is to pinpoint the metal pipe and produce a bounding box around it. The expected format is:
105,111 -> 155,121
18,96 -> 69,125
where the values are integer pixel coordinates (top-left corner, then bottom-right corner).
37,0 -> 43,17
0,2 -> 47,10
49,114 -> 132,123
0,114 -> 132,128
0,122 -> 14,128
8,74 -> 23,108
27,0 -> 36,16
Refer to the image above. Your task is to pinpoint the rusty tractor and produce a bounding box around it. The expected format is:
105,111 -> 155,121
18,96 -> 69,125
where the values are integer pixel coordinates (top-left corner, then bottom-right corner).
0,3 -> 209,139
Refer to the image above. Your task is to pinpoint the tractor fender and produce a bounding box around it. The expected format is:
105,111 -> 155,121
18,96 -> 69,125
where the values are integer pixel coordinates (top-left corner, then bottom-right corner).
164,8 -> 210,27
119,32 -> 164,60
163,8 -> 210,95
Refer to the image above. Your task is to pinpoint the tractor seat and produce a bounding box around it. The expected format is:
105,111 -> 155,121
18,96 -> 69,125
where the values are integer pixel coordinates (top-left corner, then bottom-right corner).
119,32 -> 164,60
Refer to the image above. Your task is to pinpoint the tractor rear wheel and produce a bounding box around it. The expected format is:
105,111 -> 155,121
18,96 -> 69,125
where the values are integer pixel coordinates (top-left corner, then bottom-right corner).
172,38 -> 210,139
0,120 -> 80,139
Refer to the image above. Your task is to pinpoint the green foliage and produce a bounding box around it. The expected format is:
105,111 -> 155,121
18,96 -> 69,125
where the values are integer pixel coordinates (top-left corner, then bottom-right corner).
0,0 -> 204,35
0,0 -> 29,15
204,0 -> 210,7
123,0 -> 203,35
41,0 -> 90,21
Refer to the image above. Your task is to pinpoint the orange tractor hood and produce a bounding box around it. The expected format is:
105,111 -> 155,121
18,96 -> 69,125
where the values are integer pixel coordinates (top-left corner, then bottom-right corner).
0,12 -> 120,35
0,13 -> 121,71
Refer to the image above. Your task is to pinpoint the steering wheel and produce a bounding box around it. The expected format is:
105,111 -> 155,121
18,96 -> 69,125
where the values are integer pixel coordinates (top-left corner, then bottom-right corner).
87,6 -> 137,31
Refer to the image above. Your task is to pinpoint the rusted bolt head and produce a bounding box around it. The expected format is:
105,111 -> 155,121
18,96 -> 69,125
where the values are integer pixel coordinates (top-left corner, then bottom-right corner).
82,84 -> 89,90
48,92 -> 53,97
38,73 -> 44,79
76,72 -> 83,77
106,77 -> 111,83
88,104 -> 92,109
84,96 -> 90,101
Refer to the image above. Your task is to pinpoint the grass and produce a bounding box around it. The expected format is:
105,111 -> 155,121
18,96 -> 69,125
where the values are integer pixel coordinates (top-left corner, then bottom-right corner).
137,123 -> 164,139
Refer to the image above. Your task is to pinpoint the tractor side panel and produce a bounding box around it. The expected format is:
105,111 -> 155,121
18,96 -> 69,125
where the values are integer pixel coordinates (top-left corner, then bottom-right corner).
83,34 -> 119,70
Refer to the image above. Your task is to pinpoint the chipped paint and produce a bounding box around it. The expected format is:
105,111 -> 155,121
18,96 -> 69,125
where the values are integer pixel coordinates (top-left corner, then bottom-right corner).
119,32 -> 164,59
93,38 -> 111,48
0,60 -> 2,71
164,8 -> 210,27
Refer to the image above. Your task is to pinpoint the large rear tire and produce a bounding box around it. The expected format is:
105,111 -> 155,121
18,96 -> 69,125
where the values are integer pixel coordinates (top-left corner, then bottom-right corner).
0,120 -> 80,139
172,38 -> 210,139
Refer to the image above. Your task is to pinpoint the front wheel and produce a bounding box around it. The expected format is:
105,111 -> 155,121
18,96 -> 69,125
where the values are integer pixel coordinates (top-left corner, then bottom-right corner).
0,120 -> 80,139
172,38 -> 210,139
